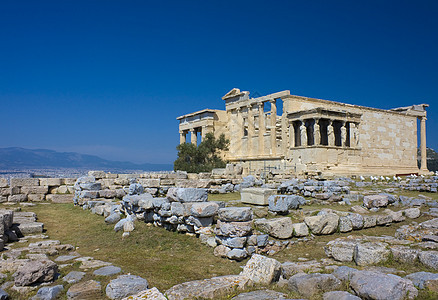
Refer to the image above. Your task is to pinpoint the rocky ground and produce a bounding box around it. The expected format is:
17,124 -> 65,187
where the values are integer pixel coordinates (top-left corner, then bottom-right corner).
0,174 -> 437,299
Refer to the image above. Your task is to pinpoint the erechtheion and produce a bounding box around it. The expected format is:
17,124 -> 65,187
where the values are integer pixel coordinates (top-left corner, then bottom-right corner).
177,88 -> 430,176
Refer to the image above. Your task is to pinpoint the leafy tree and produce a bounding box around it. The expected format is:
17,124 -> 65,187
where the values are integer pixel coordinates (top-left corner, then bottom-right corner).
174,133 -> 229,173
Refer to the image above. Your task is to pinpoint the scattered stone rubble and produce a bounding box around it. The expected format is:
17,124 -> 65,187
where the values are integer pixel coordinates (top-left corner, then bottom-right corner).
1,170 -> 438,299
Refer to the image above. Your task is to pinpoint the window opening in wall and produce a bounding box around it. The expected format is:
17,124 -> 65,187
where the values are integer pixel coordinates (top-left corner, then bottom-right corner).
320,119 -> 329,145
306,119 -> 315,146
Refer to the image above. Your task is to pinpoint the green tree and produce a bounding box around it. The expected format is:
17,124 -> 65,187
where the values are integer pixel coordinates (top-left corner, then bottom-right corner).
174,133 -> 230,173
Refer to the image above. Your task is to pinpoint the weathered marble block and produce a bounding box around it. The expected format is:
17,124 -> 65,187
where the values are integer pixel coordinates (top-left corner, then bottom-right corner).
241,188 -> 275,206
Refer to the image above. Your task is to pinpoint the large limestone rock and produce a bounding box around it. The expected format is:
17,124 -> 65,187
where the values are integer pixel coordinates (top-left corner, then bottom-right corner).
218,207 -> 252,222
287,273 -> 342,298
240,254 -> 282,285
166,188 -> 208,203
13,260 -> 58,286
353,242 -> 390,266
363,194 -> 389,208
350,271 -> 418,300
32,285 -> 63,300
190,202 -> 219,217
291,222 -> 309,237
241,188 -> 275,205
325,238 -> 357,262
405,271 -> 438,289
165,275 -> 248,300
419,251 -> 438,270
390,246 -> 419,263
254,217 -> 293,239
106,275 -> 149,299
268,195 -> 305,213
67,280 -> 102,299
215,220 -> 252,237
304,213 -> 339,235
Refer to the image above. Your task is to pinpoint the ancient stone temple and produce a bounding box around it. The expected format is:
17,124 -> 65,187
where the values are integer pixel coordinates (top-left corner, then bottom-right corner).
177,88 -> 430,176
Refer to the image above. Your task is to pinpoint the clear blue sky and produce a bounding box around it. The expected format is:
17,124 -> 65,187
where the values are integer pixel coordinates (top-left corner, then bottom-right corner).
1,0 -> 437,164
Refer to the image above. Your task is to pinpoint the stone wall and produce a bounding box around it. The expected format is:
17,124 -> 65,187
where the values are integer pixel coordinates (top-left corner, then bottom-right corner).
0,170 -> 244,204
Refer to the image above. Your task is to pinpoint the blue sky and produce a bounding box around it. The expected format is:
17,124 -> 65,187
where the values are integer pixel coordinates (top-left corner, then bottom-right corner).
1,0 -> 437,164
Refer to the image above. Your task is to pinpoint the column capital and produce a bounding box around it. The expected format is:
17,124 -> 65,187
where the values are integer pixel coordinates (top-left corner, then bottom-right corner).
269,99 -> 276,104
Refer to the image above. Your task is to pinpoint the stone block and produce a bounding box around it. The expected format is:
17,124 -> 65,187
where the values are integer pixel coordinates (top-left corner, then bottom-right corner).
191,202 -> 219,217
8,194 -> 27,202
215,220 -> 252,237
138,178 -> 160,188
27,194 -> 46,202
39,178 -> 62,186
240,254 -> 282,285
353,242 -> 390,266
254,217 -> 293,239
0,178 -> 8,188
10,178 -> 39,187
1,187 -> 20,196
88,170 -> 106,179
304,213 -> 339,235
63,178 -> 77,185
218,207 -> 252,222
67,280 -> 102,299
46,194 -> 73,203
20,186 -> 48,195
241,188 -> 276,206
291,223 -> 309,237
363,195 -> 389,208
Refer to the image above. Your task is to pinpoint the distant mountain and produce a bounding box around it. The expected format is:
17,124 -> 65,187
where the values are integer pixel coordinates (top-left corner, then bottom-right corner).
417,147 -> 438,172
0,147 -> 173,171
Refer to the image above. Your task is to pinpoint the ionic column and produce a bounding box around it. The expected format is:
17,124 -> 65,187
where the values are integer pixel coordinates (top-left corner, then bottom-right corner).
314,118 -> 321,145
236,108 -> 243,157
179,131 -> 186,144
289,123 -> 295,148
247,104 -> 254,156
281,109 -> 288,155
270,100 -> 277,155
300,120 -> 307,146
420,116 -> 428,171
258,102 -> 265,156
190,128 -> 197,145
328,120 -> 335,146
340,121 -> 347,147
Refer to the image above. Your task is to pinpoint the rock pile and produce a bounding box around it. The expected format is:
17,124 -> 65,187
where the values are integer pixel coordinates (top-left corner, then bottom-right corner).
214,207 -> 253,260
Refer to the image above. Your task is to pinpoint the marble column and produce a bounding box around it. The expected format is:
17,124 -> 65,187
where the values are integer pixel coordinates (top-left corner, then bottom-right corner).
258,102 -> 265,156
289,123 -> 295,148
270,100 -> 277,155
190,128 -> 197,145
247,104 -> 254,157
314,118 -> 320,145
420,116 -> 428,171
340,121 -> 347,147
300,120 -> 307,146
236,108 -> 243,157
179,131 -> 186,144
328,120 -> 335,146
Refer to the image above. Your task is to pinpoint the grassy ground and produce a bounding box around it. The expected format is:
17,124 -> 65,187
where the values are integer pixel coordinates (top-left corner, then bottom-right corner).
4,184 -> 437,299
15,203 -> 244,292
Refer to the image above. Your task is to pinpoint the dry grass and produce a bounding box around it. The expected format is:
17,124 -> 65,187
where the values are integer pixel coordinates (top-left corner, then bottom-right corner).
18,203 -> 244,292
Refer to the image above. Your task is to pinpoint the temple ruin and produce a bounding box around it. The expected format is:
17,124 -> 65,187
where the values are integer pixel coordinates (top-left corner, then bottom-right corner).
177,88 -> 430,176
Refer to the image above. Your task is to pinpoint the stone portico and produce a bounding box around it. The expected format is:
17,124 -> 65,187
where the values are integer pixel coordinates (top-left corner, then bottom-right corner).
177,88 -> 430,176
